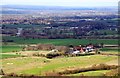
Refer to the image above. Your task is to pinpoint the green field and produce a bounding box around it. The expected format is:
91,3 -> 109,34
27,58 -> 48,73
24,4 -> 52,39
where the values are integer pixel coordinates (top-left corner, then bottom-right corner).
100,48 -> 119,52
67,70 -> 111,76
2,36 -> 118,45
1,45 -> 23,53
93,30 -> 117,35
1,55 -> 118,76
0,54 -> 22,59
1,46 -> 119,54
1,36 -> 119,76
1,36 -> 118,53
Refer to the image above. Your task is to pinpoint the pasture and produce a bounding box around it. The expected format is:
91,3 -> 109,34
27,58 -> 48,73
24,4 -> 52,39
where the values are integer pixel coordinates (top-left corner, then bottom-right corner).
100,47 -> 119,52
0,54 -> 22,59
1,55 -> 118,76
2,36 -> 118,54
1,36 -> 119,76
1,45 -> 23,53
2,36 -> 118,45
67,70 -> 111,76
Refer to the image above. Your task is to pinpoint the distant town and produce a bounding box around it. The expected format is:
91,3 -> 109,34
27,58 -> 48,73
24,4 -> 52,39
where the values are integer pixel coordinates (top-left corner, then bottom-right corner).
0,5 -> 118,40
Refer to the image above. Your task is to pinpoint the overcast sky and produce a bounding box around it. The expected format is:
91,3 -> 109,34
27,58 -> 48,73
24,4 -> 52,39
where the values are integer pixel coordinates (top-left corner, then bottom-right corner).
1,0 -> 119,7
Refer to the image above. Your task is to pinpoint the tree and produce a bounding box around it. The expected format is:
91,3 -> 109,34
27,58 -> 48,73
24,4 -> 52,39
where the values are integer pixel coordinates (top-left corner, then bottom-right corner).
100,43 -> 104,48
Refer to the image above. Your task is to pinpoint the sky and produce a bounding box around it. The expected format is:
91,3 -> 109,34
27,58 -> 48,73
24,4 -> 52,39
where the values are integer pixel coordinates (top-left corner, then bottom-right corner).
1,0 -> 119,7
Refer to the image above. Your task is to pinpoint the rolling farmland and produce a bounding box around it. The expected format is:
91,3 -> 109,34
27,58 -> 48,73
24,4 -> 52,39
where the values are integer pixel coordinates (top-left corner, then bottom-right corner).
1,55 -> 118,76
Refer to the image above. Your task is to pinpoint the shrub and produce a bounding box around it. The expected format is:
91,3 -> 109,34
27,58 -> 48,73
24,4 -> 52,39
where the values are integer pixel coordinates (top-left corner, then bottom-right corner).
7,73 -> 18,77
46,52 -> 62,59
36,44 -> 55,51
58,64 -> 119,75
0,69 -> 5,75
55,46 -> 69,52
105,67 -> 120,76
45,72 -> 61,76
76,53 -> 95,56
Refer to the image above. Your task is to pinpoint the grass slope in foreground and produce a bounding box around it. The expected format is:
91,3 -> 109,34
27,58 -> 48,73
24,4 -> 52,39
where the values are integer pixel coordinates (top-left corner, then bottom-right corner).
1,55 -> 118,76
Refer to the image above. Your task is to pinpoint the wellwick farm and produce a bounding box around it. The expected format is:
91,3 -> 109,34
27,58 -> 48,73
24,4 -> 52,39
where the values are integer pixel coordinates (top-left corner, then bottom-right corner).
0,2 -> 120,77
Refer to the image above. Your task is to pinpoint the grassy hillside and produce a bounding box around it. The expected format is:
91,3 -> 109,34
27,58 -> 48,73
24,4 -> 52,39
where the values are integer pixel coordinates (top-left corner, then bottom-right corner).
1,55 -> 118,76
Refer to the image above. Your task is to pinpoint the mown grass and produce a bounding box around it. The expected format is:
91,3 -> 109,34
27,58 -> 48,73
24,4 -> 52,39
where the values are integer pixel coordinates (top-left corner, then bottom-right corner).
2,36 -> 118,45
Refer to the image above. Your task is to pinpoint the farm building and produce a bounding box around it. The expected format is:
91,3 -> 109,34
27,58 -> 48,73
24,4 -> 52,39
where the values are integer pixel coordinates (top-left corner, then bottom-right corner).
68,44 -> 95,54
23,44 -> 96,55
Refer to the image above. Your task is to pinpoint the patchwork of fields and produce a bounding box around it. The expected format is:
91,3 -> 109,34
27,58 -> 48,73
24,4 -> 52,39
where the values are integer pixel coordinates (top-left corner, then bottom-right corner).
1,36 -> 119,76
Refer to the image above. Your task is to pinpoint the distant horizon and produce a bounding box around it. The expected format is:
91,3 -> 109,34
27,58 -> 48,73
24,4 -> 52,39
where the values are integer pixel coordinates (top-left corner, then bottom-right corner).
1,0 -> 119,7
1,4 -> 118,8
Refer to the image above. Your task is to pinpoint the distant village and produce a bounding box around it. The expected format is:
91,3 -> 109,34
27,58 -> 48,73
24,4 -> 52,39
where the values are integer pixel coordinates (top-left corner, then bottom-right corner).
1,17 -> 118,40
1,8 -> 118,40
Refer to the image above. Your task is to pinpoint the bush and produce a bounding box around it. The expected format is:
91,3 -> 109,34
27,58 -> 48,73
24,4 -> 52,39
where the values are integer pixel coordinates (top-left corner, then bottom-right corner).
36,44 -> 55,51
76,53 -> 95,56
45,72 -> 61,76
46,52 -> 95,59
46,52 -> 62,59
7,73 -> 18,77
105,67 -> 120,76
55,46 -> 69,52
58,64 -> 119,75
0,69 -> 5,75
33,53 -> 46,57
23,44 -> 56,51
